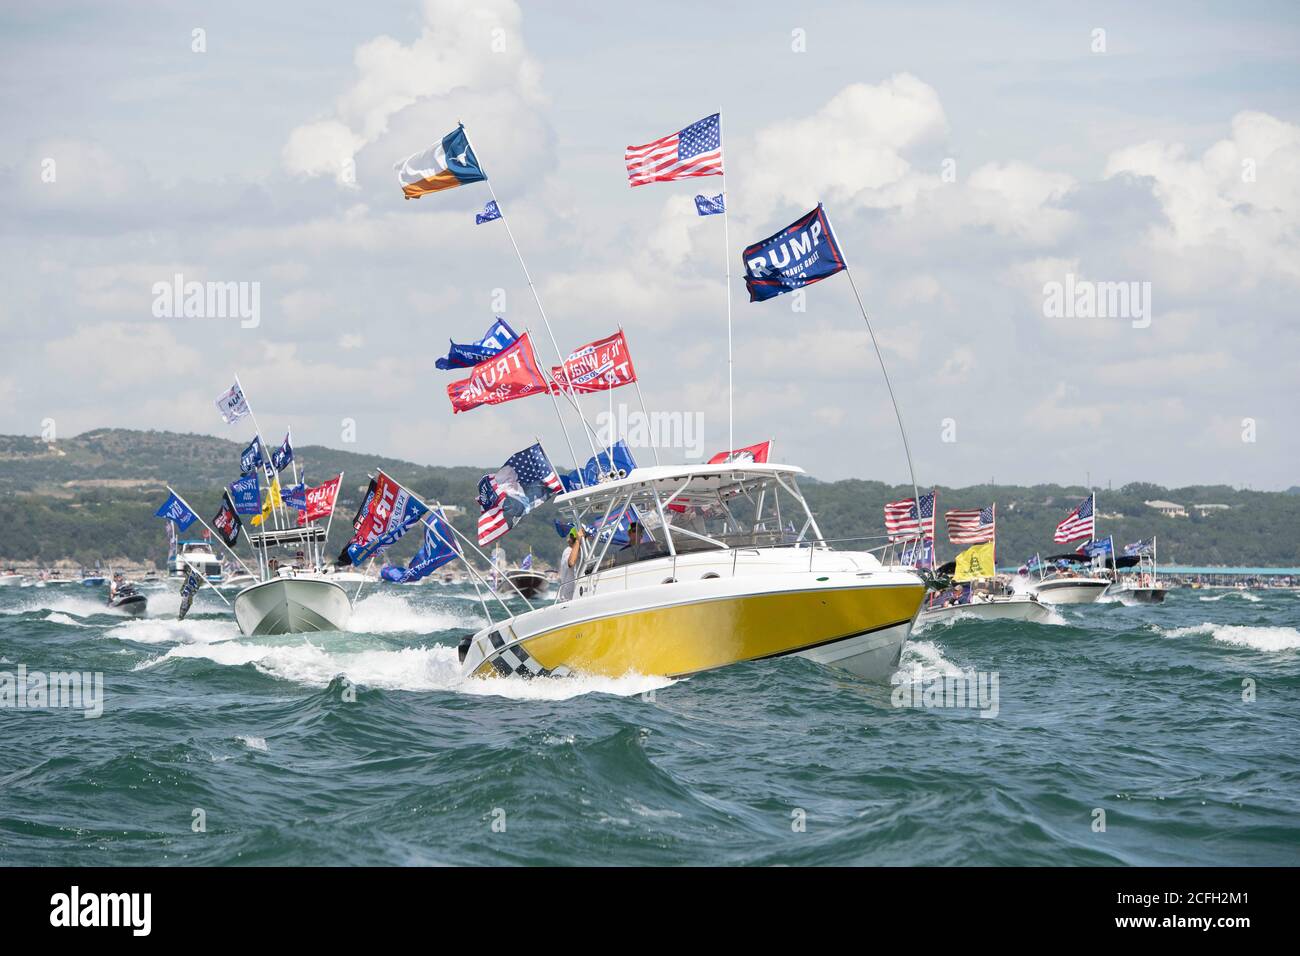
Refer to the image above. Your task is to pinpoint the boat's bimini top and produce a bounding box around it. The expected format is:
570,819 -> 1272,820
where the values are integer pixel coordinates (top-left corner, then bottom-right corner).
555,462 -> 806,507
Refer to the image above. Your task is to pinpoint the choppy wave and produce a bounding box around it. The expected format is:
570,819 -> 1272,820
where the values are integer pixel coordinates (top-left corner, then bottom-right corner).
1157,622 -> 1300,652
1198,591 -> 1262,603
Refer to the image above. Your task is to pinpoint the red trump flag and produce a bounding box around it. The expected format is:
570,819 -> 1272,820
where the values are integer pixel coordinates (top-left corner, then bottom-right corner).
304,474 -> 342,522
448,333 -> 549,413
550,331 -> 638,394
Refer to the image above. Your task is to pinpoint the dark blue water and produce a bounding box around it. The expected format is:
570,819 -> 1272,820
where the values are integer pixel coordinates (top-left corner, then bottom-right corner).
1,583 -> 1297,865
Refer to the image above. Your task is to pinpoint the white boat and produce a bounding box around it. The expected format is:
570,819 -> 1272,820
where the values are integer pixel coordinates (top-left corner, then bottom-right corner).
0,570 -> 24,587
1025,573 -> 1109,604
233,527 -> 352,635
1103,536 -> 1168,604
504,568 -> 549,599
169,539 -> 224,583
234,577 -> 351,635
457,463 -> 925,683
917,591 -> 1052,627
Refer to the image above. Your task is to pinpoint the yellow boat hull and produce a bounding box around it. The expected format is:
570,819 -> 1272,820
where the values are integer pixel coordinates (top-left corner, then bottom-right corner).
469,582 -> 924,679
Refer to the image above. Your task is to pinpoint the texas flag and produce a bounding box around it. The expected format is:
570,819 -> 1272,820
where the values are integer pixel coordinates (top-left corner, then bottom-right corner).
395,125 -> 487,200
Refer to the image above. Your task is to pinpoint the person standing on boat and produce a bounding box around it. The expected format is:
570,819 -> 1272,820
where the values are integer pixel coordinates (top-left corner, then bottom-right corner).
557,526 -> 583,601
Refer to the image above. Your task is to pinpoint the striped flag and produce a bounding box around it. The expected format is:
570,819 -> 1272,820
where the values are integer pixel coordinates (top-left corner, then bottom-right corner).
884,491 -> 935,541
625,113 -> 723,187
1054,494 -> 1095,543
945,505 -> 996,544
477,444 -> 564,545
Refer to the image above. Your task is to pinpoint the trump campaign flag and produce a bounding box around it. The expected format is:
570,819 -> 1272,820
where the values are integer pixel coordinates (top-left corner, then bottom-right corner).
211,492 -> 242,547
475,200 -> 502,225
560,440 -> 638,491
395,125 -> 486,200
447,332 -> 549,413
345,471 -> 428,565
435,317 -> 518,371
239,437 -> 262,477
155,492 -> 198,531
271,434 -> 294,472
228,474 -> 261,516
215,382 -> 250,424
304,474 -> 342,522
477,443 -> 564,545
742,204 -> 846,302
380,510 -> 460,584
550,331 -> 637,394
707,440 -> 771,465
695,193 -> 725,216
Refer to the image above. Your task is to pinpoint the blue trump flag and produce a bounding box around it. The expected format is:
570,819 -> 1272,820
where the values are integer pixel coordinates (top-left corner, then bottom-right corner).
560,440 -> 638,491
155,493 -> 198,531
695,193 -> 725,216
435,317 -> 519,371
381,511 -> 460,583
240,437 -> 263,477
228,474 -> 261,516
475,200 -> 502,225
271,434 -> 294,472
742,204 -> 846,302
1077,538 -> 1113,559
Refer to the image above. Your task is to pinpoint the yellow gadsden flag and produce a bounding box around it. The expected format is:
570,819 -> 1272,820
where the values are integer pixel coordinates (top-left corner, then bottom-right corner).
249,477 -> 282,527
953,541 -> 996,582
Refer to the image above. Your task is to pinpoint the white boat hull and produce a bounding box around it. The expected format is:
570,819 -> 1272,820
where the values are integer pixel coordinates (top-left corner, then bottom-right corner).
917,595 -> 1053,627
1026,577 -> 1109,605
1104,583 -> 1168,605
793,618 -> 913,680
0,574 -> 24,587
234,578 -> 352,636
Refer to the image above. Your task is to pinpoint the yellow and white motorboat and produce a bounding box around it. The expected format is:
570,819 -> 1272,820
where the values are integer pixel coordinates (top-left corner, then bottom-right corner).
459,462 -> 925,682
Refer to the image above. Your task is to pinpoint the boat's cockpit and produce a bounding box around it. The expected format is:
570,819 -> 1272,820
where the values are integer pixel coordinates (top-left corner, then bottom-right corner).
555,463 -> 827,576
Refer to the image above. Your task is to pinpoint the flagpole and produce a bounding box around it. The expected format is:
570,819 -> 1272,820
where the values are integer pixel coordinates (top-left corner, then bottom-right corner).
821,226 -> 921,513
234,374 -> 283,534
458,125 -> 602,466
165,486 -> 258,578
719,111 -> 734,456
617,323 -> 661,466
322,471 -> 342,567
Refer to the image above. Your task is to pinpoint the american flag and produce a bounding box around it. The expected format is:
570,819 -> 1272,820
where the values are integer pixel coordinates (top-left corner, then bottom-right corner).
477,443 -> 564,545
1054,494 -> 1095,543
625,114 -> 723,187
945,505 -> 996,544
884,491 -> 936,541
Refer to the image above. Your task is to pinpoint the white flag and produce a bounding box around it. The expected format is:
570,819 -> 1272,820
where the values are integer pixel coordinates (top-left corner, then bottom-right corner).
215,383 -> 250,424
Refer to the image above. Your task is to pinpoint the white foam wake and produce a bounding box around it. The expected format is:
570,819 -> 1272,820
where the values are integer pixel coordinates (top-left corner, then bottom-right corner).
1157,622 -> 1300,652
1197,591 -> 1261,603
897,639 -> 966,680
136,638 -> 673,701
348,592 -> 484,634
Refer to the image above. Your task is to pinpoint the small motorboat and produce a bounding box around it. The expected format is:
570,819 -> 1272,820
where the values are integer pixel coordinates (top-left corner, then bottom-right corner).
504,566 -> 549,599
917,590 -> 1053,628
0,569 -> 25,587
233,528 -> 353,635
108,582 -> 148,617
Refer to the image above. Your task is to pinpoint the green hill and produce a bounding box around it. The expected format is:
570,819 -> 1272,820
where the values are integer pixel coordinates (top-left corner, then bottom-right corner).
1,429 -> 1297,569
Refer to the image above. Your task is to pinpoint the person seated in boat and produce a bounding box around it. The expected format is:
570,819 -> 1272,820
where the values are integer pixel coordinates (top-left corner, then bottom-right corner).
557,526 -> 583,601
268,557 -> 280,575
621,521 -> 643,553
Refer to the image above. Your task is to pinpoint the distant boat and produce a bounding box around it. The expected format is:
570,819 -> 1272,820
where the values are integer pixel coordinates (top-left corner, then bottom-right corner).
1104,537 -> 1167,604
0,569 -> 24,587
1025,570 -> 1109,605
169,539 -> 224,583
917,590 -> 1052,627
504,552 -> 548,598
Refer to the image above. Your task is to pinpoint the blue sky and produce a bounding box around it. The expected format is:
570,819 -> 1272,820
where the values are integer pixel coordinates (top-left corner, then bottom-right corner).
2,0 -> 1298,489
